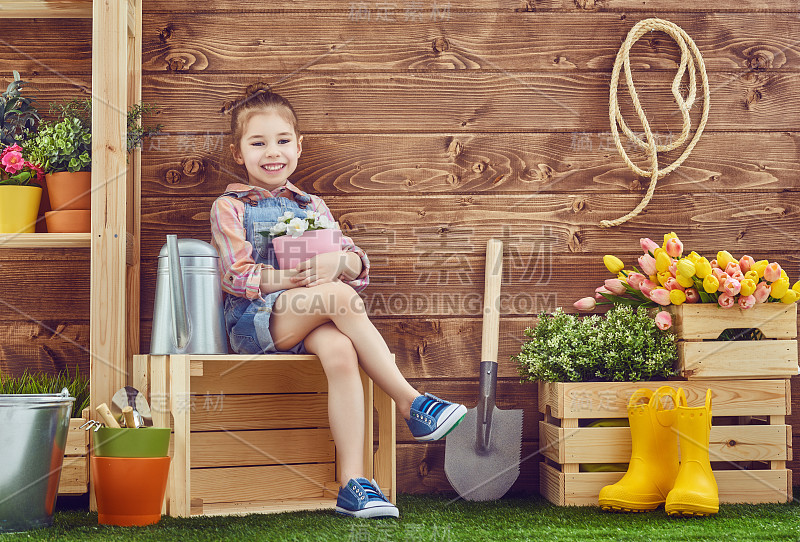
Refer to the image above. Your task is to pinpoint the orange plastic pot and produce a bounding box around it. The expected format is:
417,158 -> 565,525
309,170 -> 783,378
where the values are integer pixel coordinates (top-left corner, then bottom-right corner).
45,171 -> 91,211
44,210 -> 90,233
91,456 -> 170,526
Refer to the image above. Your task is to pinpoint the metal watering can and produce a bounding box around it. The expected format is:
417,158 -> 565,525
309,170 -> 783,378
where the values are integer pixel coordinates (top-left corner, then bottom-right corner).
150,235 -> 228,355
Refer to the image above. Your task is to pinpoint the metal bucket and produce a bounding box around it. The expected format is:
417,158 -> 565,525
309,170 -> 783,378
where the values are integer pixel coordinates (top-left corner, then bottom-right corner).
0,389 -> 74,533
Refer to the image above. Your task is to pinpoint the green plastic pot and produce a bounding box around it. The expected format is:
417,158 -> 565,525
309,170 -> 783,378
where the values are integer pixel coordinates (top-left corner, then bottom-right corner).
92,427 -> 171,458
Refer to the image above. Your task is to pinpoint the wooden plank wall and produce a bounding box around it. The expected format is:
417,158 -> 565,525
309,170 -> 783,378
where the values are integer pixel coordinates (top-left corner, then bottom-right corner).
1,1 -> 800,495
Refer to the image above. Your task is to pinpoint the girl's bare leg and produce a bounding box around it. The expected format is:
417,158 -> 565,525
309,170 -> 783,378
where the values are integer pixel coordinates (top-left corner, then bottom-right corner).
302,322 -> 365,485
269,281 -> 419,418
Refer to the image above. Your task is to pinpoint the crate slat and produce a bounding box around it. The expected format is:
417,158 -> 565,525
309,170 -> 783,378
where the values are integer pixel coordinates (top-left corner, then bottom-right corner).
539,380 -> 790,419
540,421 -> 790,464
540,462 -> 791,506
679,340 -> 798,379
58,455 -> 88,495
671,304 -> 797,340
190,357 -> 328,394
192,463 -> 335,505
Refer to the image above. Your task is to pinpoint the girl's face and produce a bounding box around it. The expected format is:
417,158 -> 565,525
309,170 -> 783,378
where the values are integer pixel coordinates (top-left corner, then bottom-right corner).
231,110 -> 302,190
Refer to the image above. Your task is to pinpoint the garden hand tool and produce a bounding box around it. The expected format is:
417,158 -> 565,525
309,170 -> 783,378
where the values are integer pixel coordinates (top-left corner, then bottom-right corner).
599,386 -> 679,512
665,388 -> 719,517
110,386 -> 153,427
96,403 -> 121,429
444,238 -> 523,501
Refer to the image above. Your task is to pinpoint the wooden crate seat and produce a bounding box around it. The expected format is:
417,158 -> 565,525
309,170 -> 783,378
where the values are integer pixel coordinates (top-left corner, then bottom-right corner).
133,354 -> 396,517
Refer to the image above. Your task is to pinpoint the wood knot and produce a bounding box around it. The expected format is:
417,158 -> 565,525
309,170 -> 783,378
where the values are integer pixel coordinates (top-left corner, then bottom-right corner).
432,37 -> 450,55
630,178 -> 642,191
514,0 -> 536,11
159,25 -> 173,42
167,57 -> 186,72
447,139 -> 463,158
472,161 -> 486,173
571,197 -> 586,212
746,53 -> 770,71
567,231 -> 583,253
446,173 -> 460,186
418,460 -> 429,477
181,158 -> 204,176
165,169 -> 182,184
404,178 -> 414,187
745,89 -> 762,108
727,439 -> 737,447
574,0 -> 597,9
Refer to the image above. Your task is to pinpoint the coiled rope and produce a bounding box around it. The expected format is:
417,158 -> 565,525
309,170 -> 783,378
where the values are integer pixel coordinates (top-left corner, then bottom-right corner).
600,18 -> 710,228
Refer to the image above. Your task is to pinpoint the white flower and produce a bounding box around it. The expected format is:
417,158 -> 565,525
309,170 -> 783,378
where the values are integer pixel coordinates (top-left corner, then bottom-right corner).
281,211 -> 294,221
269,222 -> 288,236
316,215 -> 334,229
306,210 -> 320,222
286,217 -> 308,238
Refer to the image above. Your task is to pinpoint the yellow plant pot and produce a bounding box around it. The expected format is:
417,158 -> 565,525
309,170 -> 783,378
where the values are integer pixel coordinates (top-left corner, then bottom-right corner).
0,185 -> 42,233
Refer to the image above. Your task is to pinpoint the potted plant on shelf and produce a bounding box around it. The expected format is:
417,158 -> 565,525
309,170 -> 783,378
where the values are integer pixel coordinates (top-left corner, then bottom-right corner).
0,144 -> 45,234
23,116 -> 91,233
260,210 -> 341,270
0,70 -> 40,147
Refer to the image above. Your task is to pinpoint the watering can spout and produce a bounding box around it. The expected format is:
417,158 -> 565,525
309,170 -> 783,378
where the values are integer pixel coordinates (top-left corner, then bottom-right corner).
166,234 -> 190,350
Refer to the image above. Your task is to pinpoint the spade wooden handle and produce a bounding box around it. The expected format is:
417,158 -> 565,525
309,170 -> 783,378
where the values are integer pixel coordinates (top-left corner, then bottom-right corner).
122,406 -> 137,428
96,402 -> 121,428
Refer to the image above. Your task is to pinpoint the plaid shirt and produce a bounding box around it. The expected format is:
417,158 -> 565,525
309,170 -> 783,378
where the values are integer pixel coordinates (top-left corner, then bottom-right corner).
210,182 -> 370,300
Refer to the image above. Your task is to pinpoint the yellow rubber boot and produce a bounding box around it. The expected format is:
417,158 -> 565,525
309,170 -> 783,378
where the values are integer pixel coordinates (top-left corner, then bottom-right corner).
665,388 -> 719,517
599,386 -> 679,512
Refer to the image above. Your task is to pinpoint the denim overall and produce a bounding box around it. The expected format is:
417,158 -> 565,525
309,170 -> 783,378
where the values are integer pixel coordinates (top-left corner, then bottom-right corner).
222,188 -> 312,355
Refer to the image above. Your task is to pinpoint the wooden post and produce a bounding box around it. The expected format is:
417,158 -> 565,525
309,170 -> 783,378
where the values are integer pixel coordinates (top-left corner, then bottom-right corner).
90,0 -> 130,511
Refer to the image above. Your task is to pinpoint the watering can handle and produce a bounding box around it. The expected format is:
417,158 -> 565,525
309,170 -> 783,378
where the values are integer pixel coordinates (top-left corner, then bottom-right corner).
167,235 -> 190,350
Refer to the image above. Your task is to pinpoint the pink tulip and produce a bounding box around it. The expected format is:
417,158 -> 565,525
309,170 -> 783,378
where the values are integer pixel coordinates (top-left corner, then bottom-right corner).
668,262 -> 677,277
764,262 -> 782,283
730,270 -> 745,282
722,278 -> 741,297
739,255 -> 755,274
627,272 -> 646,291
710,259 -> 719,269
664,238 -> 683,258
738,295 -> 756,310
640,238 -> 659,254
638,254 -> 657,276
754,282 -> 771,303
604,279 -> 627,295
685,288 -> 700,303
573,297 -> 596,311
648,288 -> 672,306
595,286 -> 611,300
718,293 -> 735,308
640,279 -> 658,297
654,311 -> 672,330
725,262 -> 742,277
664,277 -> 684,292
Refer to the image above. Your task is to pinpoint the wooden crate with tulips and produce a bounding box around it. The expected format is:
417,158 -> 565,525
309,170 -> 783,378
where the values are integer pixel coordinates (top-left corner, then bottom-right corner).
530,232 -> 798,507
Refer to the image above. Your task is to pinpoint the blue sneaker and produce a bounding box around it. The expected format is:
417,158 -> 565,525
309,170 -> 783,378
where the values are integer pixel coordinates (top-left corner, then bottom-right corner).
406,393 -> 468,441
335,478 -> 399,518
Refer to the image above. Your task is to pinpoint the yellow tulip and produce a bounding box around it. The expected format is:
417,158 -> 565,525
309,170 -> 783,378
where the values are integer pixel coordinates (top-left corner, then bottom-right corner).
669,289 -> 686,305
781,290 -> 799,304
603,255 -> 625,274
650,275 -> 658,284
694,258 -> 712,279
751,260 -> 769,278
685,251 -> 702,264
677,259 -> 695,278
656,252 -> 672,273
770,278 -> 790,300
739,278 -> 757,297
745,270 -> 760,284
781,269 -> 788,280
717,251 -> 736,270
703,275 -> 719,294
793,281 -> 800,294
676,274 -> 694,288
657,271 -> 672,286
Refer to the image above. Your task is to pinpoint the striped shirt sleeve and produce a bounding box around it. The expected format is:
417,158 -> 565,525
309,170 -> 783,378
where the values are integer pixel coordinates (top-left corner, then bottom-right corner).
210,196 -> 270,300
309,194 -> 370,293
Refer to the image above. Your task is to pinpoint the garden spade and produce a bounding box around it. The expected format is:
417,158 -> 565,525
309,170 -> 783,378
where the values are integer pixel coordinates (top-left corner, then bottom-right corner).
110,386 -> 153,427
444,238 -> 523,501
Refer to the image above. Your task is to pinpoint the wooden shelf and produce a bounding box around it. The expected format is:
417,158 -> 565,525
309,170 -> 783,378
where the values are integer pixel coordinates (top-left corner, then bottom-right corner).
0,233 -> 91,248
0,0 -> 92,17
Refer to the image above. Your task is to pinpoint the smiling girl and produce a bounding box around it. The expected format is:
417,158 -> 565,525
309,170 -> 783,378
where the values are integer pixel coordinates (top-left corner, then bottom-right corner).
210,84 -> 467,519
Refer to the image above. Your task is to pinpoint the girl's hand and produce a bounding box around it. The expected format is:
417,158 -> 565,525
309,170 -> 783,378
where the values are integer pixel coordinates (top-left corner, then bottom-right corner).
291,251 -> 349,287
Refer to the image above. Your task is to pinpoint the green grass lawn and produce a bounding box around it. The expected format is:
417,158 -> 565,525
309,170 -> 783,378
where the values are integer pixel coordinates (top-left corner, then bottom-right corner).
3,493 -> 800,542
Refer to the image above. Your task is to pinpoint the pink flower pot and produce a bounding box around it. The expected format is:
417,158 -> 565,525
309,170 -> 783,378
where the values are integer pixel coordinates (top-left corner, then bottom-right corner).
271,228 -> 342,270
